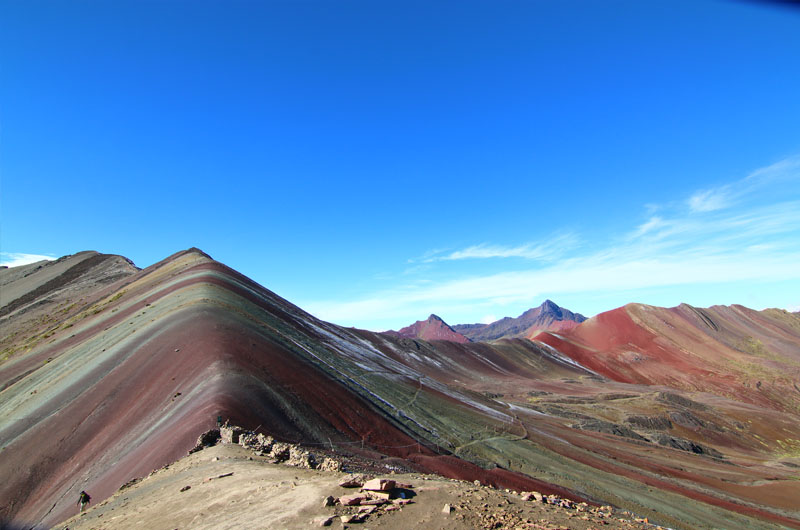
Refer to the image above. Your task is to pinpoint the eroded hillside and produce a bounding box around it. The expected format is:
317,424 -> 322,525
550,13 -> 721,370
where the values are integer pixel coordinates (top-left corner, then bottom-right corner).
1,248 -> 798,529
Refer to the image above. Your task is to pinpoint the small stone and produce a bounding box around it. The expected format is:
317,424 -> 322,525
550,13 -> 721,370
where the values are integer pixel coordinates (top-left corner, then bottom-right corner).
367,491 -> 391,501
442,503 -> 453,514
362,478 -> 395,492
361,497 -> 388,506
318,458 -> 342,472
180,485 -> 191,492
322,495 -> 335,507
473,480 -> 481,486
315,516 -> 334,527
338,475 -> 366,488
339,493 -> 368,506
532,491 -> 543,502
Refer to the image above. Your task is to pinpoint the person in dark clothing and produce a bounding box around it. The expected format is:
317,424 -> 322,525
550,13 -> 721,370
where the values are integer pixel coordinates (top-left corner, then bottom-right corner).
78,491 -> 91,512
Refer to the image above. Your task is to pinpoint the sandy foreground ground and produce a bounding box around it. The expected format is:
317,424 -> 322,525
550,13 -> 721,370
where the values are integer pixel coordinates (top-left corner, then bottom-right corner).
57,444 -> 662,530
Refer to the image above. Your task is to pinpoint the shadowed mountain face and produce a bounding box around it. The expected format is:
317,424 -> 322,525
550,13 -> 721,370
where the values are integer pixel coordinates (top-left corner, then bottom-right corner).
386,314 -> 470,343
453,300 -> 587,342
1,249 -> 799,530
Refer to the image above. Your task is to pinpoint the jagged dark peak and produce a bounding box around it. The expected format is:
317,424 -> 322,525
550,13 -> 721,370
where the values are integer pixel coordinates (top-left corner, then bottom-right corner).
518,300 -> 586,322
428,314 -> 446,323
541,299 -> 559,310
454,300 -> 586,342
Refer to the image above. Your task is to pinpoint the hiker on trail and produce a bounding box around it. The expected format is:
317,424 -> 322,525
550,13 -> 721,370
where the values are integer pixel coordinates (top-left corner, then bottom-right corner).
78,490 -> 91,512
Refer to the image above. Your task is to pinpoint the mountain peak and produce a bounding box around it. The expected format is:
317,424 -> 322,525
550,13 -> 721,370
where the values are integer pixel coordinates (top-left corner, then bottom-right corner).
453,301 -> 586,342
388,314 -> 470,343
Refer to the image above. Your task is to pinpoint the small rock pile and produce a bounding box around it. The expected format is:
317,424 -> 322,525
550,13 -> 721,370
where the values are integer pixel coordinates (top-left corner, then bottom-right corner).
193,423 -> 342,472
315,476 -> 415,526
518,490 -> 616,519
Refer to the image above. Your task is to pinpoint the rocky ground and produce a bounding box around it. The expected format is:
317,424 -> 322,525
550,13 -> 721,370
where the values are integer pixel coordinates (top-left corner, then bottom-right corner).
58,440 -> 666,530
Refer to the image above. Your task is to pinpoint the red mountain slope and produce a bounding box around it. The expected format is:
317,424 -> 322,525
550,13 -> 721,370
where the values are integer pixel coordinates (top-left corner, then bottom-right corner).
387,314 -> 470,343
533,303 -> 800,412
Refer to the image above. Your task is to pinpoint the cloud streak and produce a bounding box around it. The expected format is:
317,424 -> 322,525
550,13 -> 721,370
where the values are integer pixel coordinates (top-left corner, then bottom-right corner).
0,253 -> 56,267
421,233 -> 579,262
305,156 -> 800,329
687,155 -> 800,213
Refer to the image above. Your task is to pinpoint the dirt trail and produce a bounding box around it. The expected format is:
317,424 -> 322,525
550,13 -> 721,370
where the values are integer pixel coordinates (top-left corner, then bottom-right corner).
59,444 -> 667,530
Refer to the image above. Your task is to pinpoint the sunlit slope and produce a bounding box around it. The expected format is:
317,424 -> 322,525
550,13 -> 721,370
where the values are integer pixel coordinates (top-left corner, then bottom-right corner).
0,251 -> 138,364
0,250 -> 430,526
0,250 -> 578,527
1,249 -> 797,530
534,303 -> 800,412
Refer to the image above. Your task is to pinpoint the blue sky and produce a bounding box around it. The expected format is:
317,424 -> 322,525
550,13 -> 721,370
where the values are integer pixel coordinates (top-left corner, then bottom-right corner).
2,1 -> 799,330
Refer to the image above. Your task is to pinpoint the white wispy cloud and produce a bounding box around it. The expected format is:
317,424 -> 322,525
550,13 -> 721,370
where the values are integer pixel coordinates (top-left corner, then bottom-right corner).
0,252 -> 56,267
687,155 -> 800,213
421,233 -> 579,262
305,156 -> 800,328
688,188 -> 731,212
630,216 -> 666,238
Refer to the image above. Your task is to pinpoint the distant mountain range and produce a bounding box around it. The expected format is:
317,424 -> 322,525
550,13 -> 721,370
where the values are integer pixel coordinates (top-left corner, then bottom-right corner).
453,300 -> 586,341
387,300 -> 586,343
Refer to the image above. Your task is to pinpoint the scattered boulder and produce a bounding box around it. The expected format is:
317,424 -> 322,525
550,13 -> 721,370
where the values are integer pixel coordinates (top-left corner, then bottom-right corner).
442,503 -> 453,514
239,432 -> 275,452
287,446 -> 316,468
322,495 -> 335,507
189,429 -> 220,454
339,475 -> 367,488
361,496 -> 388,506
318,458 -> 342,472
220,424 -> 244,444
269,442 -> 291,462
339,493 -> 369,506
362,478 -> 395,492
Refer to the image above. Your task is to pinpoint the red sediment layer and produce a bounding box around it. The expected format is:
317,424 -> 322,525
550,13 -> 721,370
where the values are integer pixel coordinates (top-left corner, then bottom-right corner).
409,454 -> 593,503
528,426 -> 800,529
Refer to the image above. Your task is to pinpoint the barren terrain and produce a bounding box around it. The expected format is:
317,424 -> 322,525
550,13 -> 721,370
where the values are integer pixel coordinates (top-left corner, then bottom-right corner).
1,248 -> 798,529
